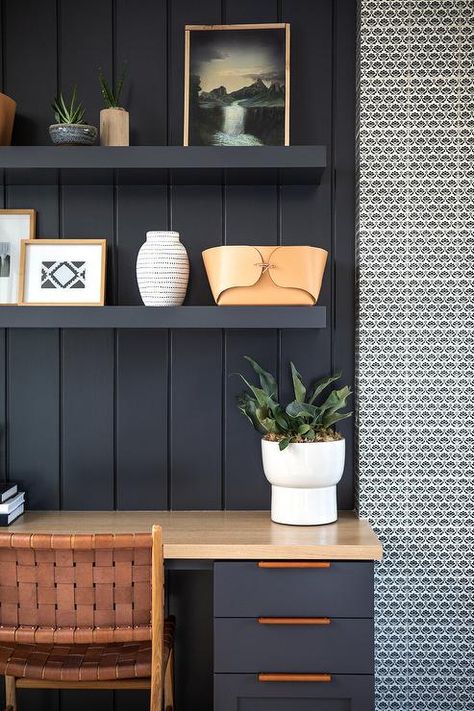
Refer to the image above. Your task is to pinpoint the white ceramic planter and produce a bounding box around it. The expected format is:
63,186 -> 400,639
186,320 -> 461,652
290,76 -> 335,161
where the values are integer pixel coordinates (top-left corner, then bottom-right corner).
136,231 -> 189,306
261,438 -> 345,526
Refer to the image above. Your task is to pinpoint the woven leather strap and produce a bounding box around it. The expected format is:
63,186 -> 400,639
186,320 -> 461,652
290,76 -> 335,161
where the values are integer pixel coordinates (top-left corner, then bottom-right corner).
0,533 -> 152,644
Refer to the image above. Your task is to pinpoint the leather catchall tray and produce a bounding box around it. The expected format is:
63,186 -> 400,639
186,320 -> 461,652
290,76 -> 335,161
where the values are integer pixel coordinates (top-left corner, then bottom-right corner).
202,246 -> 328,306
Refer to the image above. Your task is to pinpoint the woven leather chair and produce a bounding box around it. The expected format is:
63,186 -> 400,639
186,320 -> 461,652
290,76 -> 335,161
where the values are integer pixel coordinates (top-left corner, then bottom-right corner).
0,525 -> 174,711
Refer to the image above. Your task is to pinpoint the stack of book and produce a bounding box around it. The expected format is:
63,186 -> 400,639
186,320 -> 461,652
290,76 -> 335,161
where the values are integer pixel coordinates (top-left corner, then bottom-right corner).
0,482 -> 25,526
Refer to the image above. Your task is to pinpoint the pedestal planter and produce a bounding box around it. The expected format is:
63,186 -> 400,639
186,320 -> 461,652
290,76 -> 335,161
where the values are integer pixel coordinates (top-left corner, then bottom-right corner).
100,108 -> 129,146
261,438 -> 345,526
136,231 -> 189,306
49,124 -> 98,146
0,93 -> 16,145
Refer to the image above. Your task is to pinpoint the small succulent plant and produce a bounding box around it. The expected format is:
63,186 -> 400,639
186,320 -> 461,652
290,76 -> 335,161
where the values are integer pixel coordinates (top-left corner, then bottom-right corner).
98,64 -> 127,108
237,356 -> 352,451
51,87 -> 86,125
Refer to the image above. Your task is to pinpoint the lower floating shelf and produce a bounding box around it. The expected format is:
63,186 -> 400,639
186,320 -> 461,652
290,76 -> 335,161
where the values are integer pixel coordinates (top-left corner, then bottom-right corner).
0,306 -> 326,329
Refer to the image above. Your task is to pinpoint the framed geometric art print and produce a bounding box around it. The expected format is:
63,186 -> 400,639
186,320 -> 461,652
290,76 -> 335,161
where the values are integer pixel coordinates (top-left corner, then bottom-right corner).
19,239 -> 106,306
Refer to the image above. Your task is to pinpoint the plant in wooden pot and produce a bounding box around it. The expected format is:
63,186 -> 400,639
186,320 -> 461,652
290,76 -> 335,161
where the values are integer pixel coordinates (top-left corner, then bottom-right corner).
237,357 -> 352,526
49,87 -> 97,145
98,65 -> 129,146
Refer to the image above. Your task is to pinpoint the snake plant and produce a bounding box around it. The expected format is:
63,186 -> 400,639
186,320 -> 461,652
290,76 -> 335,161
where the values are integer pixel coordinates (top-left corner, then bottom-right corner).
237,356 -> 352,451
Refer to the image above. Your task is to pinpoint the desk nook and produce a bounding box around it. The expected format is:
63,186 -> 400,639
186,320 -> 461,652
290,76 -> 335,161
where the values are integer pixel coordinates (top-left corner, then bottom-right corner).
1,512 -> 381,710
0,0 -> 377,709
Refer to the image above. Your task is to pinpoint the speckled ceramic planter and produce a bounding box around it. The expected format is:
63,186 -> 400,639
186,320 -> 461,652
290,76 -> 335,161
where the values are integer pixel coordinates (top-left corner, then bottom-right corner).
49,123 -> 98,146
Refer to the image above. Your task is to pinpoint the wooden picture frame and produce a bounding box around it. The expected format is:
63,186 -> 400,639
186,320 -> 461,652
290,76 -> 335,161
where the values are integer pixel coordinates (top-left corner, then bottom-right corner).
184,23 -> 290,146
18,239 -> 107,306
0,209 -> 36,304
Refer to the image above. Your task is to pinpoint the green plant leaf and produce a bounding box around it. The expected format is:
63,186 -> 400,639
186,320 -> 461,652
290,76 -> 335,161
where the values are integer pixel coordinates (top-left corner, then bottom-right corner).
298,423 -> 312,435
307,371 -> 342,404
238,373 -> 277,410
279,438 -> 290,451
322,411 -> 352,428
286,400 -> 318,420
244,356 -> 278,399
318,386 -> 352,414
290,362 -> 306,403
276,416 -> 289,431
236,393 -> 266,434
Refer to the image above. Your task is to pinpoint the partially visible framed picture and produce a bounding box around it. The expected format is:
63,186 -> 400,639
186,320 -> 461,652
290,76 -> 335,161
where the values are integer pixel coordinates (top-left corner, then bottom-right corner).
0,209 -> 36,304
19,239 -> 106,306
184,23 -> 290,146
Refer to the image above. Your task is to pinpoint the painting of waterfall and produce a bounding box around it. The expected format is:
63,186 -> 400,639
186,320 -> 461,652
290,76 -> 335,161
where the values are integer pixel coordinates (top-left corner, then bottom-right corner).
184,24 -> 290,146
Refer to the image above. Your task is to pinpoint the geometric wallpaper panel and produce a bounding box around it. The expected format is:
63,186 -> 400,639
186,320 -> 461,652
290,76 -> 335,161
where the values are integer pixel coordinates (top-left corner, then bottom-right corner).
356,2 -> 473,709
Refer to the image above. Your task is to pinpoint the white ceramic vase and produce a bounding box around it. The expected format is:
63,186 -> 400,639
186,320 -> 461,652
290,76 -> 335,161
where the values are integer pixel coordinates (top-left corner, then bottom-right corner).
261,438 -> 345,526
136,231 -> 189,306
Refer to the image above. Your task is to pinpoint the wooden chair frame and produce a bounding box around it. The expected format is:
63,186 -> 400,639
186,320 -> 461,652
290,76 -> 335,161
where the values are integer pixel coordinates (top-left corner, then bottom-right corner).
2,525 -> 173,711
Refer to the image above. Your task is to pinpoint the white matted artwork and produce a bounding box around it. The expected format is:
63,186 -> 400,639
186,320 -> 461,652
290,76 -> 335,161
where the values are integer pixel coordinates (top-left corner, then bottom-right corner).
19,239 -> 106,306
0,209 -> 36,304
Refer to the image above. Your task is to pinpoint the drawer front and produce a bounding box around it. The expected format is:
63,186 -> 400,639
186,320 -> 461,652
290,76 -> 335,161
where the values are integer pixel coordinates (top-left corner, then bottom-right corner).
214,618 -> 374,674
214,562 -> 373,617
214,673 -> 374,711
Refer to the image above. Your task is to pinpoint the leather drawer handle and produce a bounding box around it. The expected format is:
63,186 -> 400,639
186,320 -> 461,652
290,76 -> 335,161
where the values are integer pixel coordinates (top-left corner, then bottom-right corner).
258,617 -> 331,625
258,674 -> 332,683
258,561 -> 331,569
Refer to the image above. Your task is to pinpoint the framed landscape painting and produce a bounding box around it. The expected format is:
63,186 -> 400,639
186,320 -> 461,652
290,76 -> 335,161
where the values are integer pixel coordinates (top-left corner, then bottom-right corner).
184,23 -> 290,146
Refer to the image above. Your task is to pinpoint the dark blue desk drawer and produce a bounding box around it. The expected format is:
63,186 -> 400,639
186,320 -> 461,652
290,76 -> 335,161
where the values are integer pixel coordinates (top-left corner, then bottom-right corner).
214,561 -> 373,617
214,673 -> 374,711
214,617 -> 374,674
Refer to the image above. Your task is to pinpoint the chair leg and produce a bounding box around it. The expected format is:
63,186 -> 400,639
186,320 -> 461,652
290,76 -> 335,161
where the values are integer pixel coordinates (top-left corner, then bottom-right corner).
5,675 -> 17,711
164,649 -> 174,711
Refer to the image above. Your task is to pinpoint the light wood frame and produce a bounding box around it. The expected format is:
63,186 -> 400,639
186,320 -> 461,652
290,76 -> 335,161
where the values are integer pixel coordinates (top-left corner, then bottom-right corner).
18,239 -> 107,306
183,23 -> 290,146
0,209 -> 36,305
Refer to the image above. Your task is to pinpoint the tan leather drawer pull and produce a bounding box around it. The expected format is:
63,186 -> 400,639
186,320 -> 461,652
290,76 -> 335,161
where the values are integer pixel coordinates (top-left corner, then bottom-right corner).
258,617 -> 331,625
258,561 -> 331,569
258,674 -> 332,683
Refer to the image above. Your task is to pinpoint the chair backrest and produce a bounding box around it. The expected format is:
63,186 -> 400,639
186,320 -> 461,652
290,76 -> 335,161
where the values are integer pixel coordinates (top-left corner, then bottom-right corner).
0,530 -> 161,645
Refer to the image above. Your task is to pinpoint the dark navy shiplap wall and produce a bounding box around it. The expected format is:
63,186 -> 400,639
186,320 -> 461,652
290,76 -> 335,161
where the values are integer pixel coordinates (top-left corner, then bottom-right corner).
0,1 -> 356,709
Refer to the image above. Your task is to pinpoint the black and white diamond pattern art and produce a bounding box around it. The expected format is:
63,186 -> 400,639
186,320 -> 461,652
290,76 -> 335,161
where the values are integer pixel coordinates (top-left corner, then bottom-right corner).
41,261 -> 86,289
357,1 -> 473,710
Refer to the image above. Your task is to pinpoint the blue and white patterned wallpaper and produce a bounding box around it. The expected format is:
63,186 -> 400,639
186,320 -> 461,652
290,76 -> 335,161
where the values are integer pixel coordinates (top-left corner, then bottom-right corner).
356,1 -> 473,709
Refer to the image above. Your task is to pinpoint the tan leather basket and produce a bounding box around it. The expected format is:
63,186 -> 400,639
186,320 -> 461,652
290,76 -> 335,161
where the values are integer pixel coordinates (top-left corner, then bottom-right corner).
202,245 -> 328,306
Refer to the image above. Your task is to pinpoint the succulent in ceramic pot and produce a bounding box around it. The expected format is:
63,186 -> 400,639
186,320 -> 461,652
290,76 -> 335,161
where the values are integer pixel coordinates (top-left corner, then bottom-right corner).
237,357 -> 352,526
98,64 -> 129,146
49,87 -> 97,145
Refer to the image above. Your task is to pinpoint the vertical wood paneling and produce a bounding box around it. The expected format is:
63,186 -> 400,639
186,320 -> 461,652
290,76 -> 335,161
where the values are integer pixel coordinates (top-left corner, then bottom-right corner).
168,0 -> 223,510
333,0 -> 356,508
223,0 -> 279,509
170,186 -> 223,509
3,0 -> 57,144
60,187 -> 114,510
6,188 -> 60,511
59,0 -> 113,126
59,0 -> 115,549
115,0 -> 167,145
115,186 -> 169,510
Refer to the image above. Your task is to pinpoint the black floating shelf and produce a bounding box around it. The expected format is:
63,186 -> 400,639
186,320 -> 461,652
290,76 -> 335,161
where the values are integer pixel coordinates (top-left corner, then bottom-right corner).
0,146 -> 326,185
0,306 -> 326,329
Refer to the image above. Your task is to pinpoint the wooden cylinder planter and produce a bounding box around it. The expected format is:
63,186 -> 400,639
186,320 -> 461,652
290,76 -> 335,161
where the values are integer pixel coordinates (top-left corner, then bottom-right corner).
100,107 -> 129,146
0,92 -> 16,145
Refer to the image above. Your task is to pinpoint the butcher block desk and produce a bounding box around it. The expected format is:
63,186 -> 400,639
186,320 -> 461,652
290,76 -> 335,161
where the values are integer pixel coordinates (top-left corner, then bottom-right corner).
2,511 -> 382,711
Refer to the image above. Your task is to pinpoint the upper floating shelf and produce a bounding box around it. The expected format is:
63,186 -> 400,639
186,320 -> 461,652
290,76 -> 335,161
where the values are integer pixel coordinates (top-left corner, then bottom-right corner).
0,306 -> 326,329
0,146 -> 326,185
